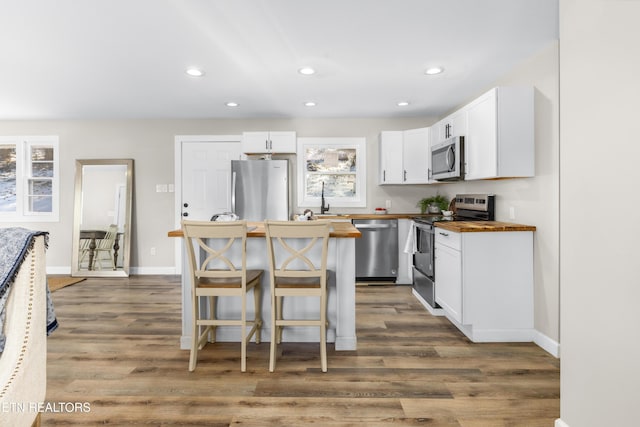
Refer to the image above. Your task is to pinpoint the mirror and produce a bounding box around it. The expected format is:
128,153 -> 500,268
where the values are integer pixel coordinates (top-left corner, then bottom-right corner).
71,159 -> 133,277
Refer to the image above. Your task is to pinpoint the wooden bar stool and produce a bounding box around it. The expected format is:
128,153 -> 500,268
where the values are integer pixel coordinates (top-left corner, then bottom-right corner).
182,220 -> 263,372
264,220 -> 331,372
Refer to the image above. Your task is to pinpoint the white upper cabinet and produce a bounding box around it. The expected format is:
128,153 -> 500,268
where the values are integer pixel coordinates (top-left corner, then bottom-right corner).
464,87 -> 534,180
379,131 -> 404,184
241,131 -> 296,154
402,128 -> 431,184
433,108 -> 468,144
379,127 -> 431,185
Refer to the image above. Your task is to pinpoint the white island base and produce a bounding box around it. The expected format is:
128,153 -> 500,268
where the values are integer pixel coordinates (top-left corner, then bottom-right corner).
178,234 -> 358,351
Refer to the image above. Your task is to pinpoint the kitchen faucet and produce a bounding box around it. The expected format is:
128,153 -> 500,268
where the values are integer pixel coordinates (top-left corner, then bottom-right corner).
320,181 -> 330,214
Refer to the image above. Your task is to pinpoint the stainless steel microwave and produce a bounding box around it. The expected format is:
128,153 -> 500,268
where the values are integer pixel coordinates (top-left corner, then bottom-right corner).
431,136 -> 464,181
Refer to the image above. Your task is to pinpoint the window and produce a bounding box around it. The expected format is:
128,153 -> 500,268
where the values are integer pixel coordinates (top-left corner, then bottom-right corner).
297,137 -> 367,208
0,136 -> 59,222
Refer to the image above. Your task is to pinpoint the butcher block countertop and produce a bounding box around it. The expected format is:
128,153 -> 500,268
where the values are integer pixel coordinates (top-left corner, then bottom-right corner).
168,221 -> 361,238
435,221 -> 536,233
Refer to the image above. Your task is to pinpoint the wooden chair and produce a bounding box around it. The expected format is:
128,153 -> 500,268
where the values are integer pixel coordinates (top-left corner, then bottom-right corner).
92,224 -> 118,270
77,238 -> 92,269
182,220 -> 263,372
264,220 -> 331,372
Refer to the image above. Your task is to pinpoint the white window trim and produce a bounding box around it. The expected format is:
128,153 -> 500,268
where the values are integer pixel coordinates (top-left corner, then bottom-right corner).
0,135 -> 59,222
297,137 -> 367,208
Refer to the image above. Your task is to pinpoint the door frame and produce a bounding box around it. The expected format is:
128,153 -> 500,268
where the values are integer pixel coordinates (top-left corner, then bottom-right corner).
173,135 -> 242,273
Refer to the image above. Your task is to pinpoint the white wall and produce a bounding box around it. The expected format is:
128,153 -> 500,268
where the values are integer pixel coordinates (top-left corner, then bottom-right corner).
559,1 -> 640,426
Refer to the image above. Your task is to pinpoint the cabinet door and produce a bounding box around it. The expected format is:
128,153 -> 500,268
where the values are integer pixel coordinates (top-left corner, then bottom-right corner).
449,109 -> 468,138
268,131 -> 296,153
241,132 -> 270,153
379,131 -> 403,184
402,127 -> 430,184
465,89 -> 498,180
435,242 -> 462,323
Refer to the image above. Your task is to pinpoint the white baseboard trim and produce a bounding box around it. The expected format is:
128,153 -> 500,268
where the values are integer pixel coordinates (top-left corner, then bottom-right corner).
46,266 -> 71,275
555,418 -> 569,427
47,266 -> 179,275
469,328 -> 535,343
533,330 -> 560,358
130,266 -> 179,275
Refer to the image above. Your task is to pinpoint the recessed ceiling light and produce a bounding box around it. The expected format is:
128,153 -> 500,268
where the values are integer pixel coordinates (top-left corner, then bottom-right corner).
298,67 -> 315,75
186,68 -> 204,77
225,102 -> 239,107
397,101 -> 410,107
304,101 -> 316,107
425,67 -> 444,75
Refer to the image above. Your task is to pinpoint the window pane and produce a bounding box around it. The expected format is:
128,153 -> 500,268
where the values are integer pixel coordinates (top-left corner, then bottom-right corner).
28,179 -> 53,213
28,195 -> 52,213
0,146 -> 17,212
306,174 -> 356,197
305,148 -> 356,172
31,146 -> 54,178
31,162 -> 54,177
31,146 -> 54,161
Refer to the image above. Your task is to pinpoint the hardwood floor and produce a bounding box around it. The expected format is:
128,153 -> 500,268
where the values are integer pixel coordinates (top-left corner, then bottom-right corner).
43,276 -> 559,426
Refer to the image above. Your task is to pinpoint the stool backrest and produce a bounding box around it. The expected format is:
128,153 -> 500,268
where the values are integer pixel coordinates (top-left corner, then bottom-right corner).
182,220 -> 249,285
264,220 -> 330,281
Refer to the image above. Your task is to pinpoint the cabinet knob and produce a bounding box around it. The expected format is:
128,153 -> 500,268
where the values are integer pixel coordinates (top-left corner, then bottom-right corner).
182,212 -> 189,217
183,203 -> 189,208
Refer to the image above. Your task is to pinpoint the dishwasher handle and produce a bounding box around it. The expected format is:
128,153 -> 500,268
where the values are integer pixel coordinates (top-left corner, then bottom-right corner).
354,223 -> 397,229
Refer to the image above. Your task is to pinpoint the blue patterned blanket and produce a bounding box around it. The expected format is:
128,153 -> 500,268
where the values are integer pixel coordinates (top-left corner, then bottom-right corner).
0,227 -> 58,353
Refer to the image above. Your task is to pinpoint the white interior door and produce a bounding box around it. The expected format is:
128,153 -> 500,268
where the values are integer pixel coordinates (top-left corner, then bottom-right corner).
174,136 -> 242,344
181,141 -> 241,221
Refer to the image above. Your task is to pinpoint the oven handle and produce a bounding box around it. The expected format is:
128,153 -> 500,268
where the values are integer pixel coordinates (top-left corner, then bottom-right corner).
413,224 -> 434,234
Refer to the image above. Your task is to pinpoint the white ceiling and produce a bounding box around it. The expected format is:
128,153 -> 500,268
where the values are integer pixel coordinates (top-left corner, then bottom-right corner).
0,0 -> 558,120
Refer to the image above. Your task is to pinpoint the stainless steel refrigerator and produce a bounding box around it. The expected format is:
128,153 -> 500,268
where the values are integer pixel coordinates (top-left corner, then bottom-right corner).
231,160 -> 290,221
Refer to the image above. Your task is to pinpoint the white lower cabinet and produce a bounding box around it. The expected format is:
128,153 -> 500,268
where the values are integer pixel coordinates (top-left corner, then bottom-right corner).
434,228 -> 534,342
434,240 -> 462,323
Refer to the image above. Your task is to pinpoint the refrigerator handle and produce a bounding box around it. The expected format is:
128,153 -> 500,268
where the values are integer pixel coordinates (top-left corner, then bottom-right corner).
231,171 -> 237,214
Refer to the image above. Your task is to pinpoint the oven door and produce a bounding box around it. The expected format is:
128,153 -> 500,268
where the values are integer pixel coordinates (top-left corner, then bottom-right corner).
413,223 -> 434,278
431,136 -> 464,181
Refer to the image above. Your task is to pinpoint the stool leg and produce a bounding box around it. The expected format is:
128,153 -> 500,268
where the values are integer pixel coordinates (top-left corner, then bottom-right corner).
269,292 -> 277,372
254,284 -> 262,344
320,292 -> 327,372
276,296 -> 284,344
189,296 -> 199,371
241,293 -> 247,372
209,296 -> 217,343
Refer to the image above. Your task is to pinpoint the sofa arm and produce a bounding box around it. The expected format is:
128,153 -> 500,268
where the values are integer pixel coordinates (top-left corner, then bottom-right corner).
0,235 -> 47,427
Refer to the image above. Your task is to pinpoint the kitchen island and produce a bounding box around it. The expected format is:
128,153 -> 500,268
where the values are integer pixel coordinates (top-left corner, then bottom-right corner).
168,221 -> 361,351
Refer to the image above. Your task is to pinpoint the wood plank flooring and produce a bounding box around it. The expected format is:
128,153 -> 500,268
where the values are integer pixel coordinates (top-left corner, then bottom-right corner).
43,276 -> 559,426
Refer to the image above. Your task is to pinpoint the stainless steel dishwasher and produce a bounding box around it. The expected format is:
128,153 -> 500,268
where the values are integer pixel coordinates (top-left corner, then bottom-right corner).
353,219 -> 398,281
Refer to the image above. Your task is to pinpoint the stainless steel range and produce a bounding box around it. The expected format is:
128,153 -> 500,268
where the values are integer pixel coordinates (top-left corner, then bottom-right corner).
411,194 -> 495,311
